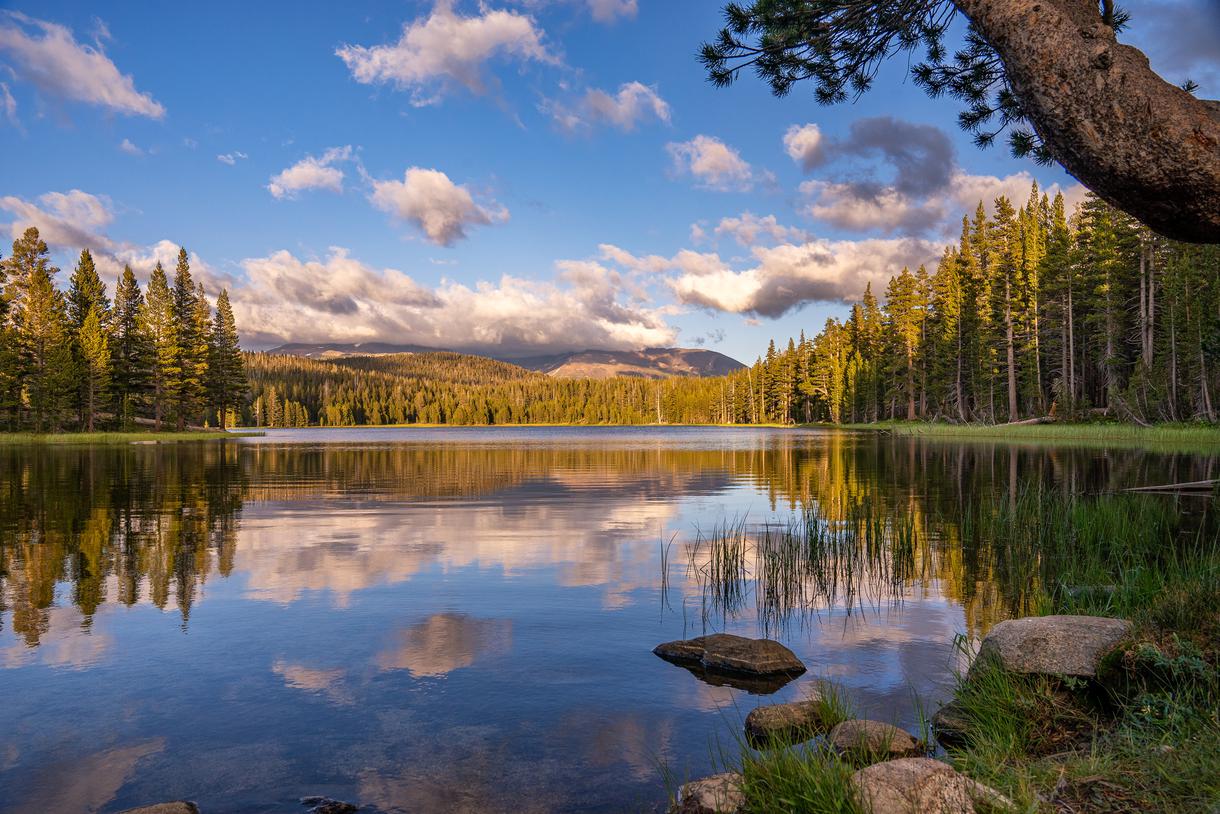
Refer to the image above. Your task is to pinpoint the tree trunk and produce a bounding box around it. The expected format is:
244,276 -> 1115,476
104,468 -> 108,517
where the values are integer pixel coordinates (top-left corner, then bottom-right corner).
952,0 -> 1220,243
1005,276 -> 1018,420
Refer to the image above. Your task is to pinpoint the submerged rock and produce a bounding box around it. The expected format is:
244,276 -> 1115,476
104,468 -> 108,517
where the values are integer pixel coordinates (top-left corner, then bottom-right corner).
931,699 -> 970,749
673,772 -> 745,814
117,804 -> 200,814
654,633 -> 806,679
974,615 -> 1131,679
744,693 -> 831,746
828,720 -> 924,760
850,758 -> 1012,813
301,797 -> 358,814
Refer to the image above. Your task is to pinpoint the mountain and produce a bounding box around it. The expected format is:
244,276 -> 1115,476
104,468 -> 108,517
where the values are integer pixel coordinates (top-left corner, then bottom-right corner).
264,343 -> 745,380
506,348 -> 745,380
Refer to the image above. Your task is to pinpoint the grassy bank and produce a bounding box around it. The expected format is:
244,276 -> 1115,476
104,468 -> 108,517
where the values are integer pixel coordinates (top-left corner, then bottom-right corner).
0,430 -> 263,445
688,489 -> 1220,812
833,419 -> 1220,451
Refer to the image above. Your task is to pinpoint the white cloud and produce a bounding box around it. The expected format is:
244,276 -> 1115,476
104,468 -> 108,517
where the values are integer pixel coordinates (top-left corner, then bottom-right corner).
545,81 -> 669,133
118,137 -> 143,156
783,123 -> 826,171
336,0 -> 557,106
0,189 -> 116,254
586,0 -> 638,23
666,135 -> 753,191
370,167 -> 508,246
713,213 -> 806,247
801,170 -> 1088,236
0,11 -> 164,118
217,151 -> 248,166
0,81 -> 17,127
231,247 -> 675,353
268,145 -> 354,199
667,237 -> 940,318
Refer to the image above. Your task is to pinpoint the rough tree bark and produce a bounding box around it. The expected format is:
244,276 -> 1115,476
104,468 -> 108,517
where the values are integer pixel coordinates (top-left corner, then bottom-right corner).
953,0 -> 1220,243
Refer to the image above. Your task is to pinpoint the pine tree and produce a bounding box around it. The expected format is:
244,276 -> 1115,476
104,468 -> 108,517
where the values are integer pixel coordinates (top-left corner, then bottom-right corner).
111,266 -> 150,426
140,262 -> 180,430
17,263 -> 74,431
67,249 -> 110,330
884,267 -> 924,420
79,304 -> 111,432
171,248 -> 203,430
207,289 -> 247,429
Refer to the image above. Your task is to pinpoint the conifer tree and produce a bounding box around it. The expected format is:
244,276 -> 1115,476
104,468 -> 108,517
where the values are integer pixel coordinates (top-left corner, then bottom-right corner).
171,248 -> 203,429
207,289 -> 247,430
17,262 -> 74,431
111,266 -> 150,426
140,262 -> 180,430
78,304 -> 110,432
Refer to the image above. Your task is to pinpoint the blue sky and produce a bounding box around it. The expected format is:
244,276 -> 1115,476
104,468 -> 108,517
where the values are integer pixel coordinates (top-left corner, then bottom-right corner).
2,1 -> 1216,361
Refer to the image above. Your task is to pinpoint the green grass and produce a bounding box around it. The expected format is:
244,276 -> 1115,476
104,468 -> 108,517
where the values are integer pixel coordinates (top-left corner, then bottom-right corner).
834,420 -> 1220,451
686,488 -> 1220,812
0,429 -> 263,445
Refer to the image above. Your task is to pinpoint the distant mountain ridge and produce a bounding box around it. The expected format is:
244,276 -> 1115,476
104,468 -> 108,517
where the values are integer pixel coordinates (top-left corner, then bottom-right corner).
264,342 -> 745,380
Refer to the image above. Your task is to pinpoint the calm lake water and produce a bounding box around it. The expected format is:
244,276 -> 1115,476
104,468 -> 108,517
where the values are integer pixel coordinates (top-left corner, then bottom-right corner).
1,427 -> 1215,813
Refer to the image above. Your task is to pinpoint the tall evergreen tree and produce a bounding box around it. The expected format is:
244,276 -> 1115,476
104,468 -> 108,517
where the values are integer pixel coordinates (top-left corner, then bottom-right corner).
208,289 -> 247,430
111,266 -> 150,426
171,248 -> 203,430
140,262 -> 180,430
78,304 -> 111,432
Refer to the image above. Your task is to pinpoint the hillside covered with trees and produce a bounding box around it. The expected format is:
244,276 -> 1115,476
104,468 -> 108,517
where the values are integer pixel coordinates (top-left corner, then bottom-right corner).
0,227 -> 247,432
244,188 -> 1218,429
729,187 -> 1220,426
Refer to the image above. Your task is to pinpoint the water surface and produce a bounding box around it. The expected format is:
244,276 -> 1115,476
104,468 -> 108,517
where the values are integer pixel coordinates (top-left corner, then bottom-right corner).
1,427 -> 1213,812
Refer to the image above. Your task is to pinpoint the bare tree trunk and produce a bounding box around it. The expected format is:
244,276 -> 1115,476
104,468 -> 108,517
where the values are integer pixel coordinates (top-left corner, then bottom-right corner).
953,0 -> 1220,242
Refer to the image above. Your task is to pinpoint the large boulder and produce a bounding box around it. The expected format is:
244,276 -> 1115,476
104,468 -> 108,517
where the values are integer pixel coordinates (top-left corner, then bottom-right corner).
850,758 -> 1012,813
118,804 -> 200,814
744,694 -> 831,746
973,615 -> 1131,679
654,633 -> 806,678
828,720 -> 924,760
672,772 -> 744,814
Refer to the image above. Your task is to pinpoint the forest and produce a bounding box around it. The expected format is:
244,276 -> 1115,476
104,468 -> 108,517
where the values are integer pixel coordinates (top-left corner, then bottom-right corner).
244,188 -> 1219,429
0,227 -> 248,432
3,187 -> 1217,432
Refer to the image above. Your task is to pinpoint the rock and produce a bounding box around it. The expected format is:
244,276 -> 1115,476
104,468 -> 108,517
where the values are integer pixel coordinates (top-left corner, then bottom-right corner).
301,797 -> 359,814
673,772 -> 745,814
974,615 -> 1131,679
744,694 -> 831,746
851,759 -> 973,813
117,804 -> 200,814
931,700 -> 970,749
654,633 -> 806,678
829,720 -> 924,760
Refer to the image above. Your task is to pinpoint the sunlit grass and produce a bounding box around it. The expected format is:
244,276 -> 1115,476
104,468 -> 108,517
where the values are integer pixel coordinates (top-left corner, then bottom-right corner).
0,430 -> 263,445
835,420 -> 1220,451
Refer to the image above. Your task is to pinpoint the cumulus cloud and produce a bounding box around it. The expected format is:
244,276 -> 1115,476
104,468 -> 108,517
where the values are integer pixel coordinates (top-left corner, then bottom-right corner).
0,188 -> 116,254
268,145 -> 354,199
336,0 -> 557,106
0,11 -> 164,118
783,123 -> 826,171
713,213 -> 806,247
795,116 -> 1087,236
0,190 -> 235,294
801,170 -> 1088,236
586,0 -> 638,23
118,137 -> 143,156
666,135 -> 754,191
370,167 -> 508,246
544,81 -> 669,133
217,151 -> 248,165
667,237 -> 940,318
231,246 -> 675,353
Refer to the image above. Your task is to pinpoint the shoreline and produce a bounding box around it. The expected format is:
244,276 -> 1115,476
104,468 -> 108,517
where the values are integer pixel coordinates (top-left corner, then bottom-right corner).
0,430 -> 264,445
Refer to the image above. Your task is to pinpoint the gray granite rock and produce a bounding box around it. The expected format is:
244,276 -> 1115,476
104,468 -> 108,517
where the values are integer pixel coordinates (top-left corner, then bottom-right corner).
829,720 -> 924,760
974,615 -> 1131,679
654,633 -> 806,677
673,772 -> 745,814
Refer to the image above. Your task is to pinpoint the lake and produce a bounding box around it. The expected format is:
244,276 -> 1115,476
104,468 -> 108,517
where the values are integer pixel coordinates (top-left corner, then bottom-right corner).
1,427 -> 1214,813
